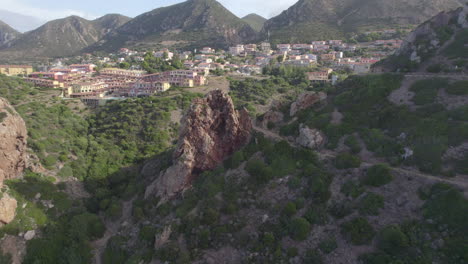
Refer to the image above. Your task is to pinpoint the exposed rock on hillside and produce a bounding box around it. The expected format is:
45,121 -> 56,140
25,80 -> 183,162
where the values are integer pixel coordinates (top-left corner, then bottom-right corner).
0,97 -> 27,187
290,91 -> 327,116
0,194 -> 17,225
0,20 -> 19,47
146,90 -> 252,200
296,124 -> 326,149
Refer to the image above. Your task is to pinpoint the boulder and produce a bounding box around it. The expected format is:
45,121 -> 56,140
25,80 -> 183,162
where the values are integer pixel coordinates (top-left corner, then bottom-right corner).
290,92 -> 327,116
146,90 -> 252,200
0,194 -> 17,225
0,97 -> 28,187
23,230 -> 35,241
296,124 -> 325,149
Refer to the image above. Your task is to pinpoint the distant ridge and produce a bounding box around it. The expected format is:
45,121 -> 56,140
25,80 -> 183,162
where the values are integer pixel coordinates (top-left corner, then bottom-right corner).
0,14 -> 131,59
87,0 -> 258,52
262,0 -> 464,42
242,13 -> 267,32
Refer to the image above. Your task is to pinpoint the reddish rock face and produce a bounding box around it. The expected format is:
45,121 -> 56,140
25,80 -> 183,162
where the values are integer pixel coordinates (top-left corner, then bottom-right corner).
146,90 -> 252,200
0,97 -> 28,188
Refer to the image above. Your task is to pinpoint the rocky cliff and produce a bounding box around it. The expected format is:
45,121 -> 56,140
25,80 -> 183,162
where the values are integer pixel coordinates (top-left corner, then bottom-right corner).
0,97 -> 27,224
0,97 -> 27,186
145,90 -> 252,200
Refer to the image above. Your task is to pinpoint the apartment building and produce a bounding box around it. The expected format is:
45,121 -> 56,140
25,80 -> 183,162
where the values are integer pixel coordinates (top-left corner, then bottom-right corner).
0,65 -> 33,76
24,78 -> 63,89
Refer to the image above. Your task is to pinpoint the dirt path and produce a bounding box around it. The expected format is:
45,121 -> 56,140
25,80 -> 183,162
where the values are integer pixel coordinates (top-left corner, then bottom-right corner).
253,126 -> 468,192
92,197 -> 136,264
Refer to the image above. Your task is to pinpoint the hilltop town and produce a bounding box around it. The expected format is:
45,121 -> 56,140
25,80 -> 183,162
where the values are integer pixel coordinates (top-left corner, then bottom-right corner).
1,32 -> 405,107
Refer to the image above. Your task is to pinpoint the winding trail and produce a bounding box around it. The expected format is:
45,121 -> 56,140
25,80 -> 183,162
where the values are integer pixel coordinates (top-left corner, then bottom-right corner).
252,126 -> 468,192
91,197 -> 136,264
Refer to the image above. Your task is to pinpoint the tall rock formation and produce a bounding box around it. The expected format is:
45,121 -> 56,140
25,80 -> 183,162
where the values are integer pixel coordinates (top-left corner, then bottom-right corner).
0,97 -> 27,186
145,90 -> 252,200
0,97 -> 27,224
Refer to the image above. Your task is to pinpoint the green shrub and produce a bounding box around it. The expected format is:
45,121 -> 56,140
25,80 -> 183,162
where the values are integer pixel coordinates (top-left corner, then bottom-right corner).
246,158 -> 273,185
446,81 -> 468,95
334,153 -> 361,169
282,202 -> 297,218
304,205 -> 328,225
341,180 -> 364,198
0,112 -> 6,123
358,193 -> 385,216
410,78 -> 448,105
359,252 -> 393,264
341,217 -> 375,245
377,225 -> 409,255
289,217 -> 311,241
318,237 -> 337,254
345,135 -> 362,154
362,164 -> 393,187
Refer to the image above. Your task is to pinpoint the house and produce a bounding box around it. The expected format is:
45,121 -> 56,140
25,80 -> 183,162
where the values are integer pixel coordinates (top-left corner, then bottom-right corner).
277,44 -> 291,53
320,53 -> 336,62
70,64 -> 96,73
260,42 -> 271,53
307,69 -> 333,83
24,78 -> 63,89
229,45 -> 244,56
100,68 -> 146,78
72,82 -> 108,93
0,65 -> 33,76
200,47 -> 215,54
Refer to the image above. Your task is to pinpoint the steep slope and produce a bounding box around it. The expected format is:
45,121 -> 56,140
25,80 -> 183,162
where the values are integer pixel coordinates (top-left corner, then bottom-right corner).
0,20 -> 20,47
242,13 -> 267,32
89,0 -> 258,52
0,9 -> 46,32
262,0 -> 464,42
374,4 -> 468,72
0,14 -> 130,59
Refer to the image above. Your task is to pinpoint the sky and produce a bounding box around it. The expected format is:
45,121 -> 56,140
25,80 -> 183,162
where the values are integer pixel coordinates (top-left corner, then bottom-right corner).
0,0 -> 298,21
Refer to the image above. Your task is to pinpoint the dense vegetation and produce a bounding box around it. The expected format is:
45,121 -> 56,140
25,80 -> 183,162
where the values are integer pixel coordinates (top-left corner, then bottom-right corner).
0,75 -> 201,263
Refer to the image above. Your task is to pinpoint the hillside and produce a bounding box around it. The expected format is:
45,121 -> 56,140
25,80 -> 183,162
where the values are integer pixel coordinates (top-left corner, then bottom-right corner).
262,0 -> 464,42
374,4 -> 468,72
242,13 -> 267,32
0,20 -> 20,47
88,0 -> 258,52
0,14 -> 131,59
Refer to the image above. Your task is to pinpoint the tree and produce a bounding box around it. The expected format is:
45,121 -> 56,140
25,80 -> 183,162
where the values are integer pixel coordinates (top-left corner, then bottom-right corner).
289,217 -> 311,241
377,225 -> 409,255
362,164 -> 393,187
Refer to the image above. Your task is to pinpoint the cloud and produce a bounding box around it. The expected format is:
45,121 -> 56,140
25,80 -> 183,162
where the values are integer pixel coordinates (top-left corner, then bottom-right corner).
0,0 -> 98,20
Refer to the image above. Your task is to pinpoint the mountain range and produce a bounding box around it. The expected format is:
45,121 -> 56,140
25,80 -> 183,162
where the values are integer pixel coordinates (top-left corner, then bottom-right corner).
0,9 -> 46,33
0,0 -> 464,59
262,0 -> 464,42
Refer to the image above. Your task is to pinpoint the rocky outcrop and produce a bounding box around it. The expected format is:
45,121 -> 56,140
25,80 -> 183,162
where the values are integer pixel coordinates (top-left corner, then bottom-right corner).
296,124 -> 326,149
0,97 -> 27,187
290,92 -> 327,116
145,90 -> 252,200
261,111 -> 284,129
0,194 -> 17,225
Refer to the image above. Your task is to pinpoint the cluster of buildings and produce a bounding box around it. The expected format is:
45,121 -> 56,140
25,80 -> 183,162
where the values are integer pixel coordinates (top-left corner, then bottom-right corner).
14,64 -> 207,106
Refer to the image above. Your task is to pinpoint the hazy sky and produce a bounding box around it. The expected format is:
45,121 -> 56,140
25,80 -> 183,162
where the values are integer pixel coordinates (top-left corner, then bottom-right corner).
0,0 -> 297,21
